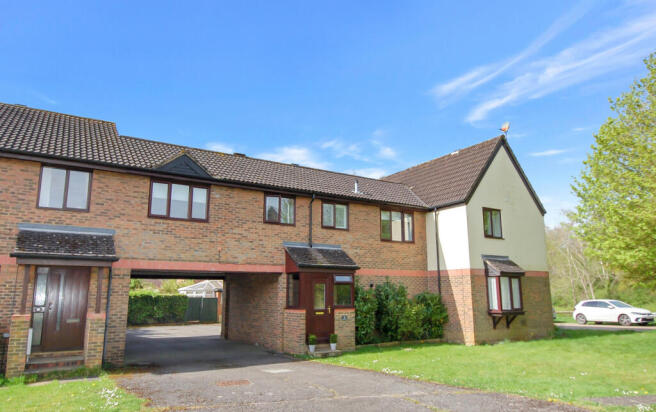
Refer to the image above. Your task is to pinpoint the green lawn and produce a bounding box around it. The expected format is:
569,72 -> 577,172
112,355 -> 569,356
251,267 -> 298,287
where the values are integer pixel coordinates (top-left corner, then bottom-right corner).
317,328 -> 656,408
0,375 -> 146,411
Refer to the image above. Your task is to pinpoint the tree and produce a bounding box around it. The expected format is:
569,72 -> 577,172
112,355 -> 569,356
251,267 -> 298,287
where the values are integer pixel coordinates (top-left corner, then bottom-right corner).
572,52 -> 656,282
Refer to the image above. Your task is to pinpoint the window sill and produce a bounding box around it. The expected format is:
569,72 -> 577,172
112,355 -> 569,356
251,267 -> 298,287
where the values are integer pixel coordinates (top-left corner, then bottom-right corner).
488,310 -> 524,316
37,206 -> 90,213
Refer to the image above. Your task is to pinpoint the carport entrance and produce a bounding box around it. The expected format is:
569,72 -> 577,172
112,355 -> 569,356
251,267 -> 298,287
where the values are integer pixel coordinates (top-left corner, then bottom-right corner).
126,271 -> 227,367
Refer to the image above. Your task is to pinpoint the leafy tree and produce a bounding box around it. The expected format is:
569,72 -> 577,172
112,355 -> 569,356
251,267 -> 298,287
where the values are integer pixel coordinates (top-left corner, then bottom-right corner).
160,279 -> 182,295
129,279 -> 144,290
572,52 -> 656,282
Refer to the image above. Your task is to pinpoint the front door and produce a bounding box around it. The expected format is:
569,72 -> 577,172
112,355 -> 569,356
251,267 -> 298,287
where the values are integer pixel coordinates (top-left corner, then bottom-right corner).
31,267 -> 90,352
306,273 -> 334,342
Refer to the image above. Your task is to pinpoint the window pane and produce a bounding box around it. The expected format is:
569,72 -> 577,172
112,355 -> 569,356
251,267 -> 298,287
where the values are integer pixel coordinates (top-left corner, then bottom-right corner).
483,210 -> 492,236
34,272 -> 48,306
487,277 -> 499,310
280,197 -> 294,224
335,275 -> 352,283
39,167 -> 66,208
391,211 -> 402,241
381,210 -> 391,240
322,203 -> 334,227
191,187 -> 208,219
403,213 -> 413,241
287,274 -> 299,307
511,278 -> 521,309
492,210 -> 502,238
151,183 -> 169,215
335,204 -> 347,229
265,196 -> 279,222
66,170 -> 90,209
170,184 -> 190,218
500,277 -> 511,310
32,312 -> 44,346
313,283 -> 325,310
335,284 -> 352,306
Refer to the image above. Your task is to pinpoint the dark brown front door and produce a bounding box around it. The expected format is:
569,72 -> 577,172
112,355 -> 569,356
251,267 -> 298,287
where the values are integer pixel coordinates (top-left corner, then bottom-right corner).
32,267 -> 90,351
305,273 -> 334,342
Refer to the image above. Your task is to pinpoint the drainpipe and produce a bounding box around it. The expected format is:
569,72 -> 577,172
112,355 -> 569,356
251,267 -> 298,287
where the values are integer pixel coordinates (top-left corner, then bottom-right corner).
433,208 -> 442,296
101,268 -> 113,365
308,194 -> 316,247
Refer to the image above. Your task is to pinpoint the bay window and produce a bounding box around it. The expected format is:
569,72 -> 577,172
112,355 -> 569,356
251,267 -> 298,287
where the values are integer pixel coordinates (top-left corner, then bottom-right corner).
38,166 -> 91,211
149,180 -> 209,221
487,275 -> 523,312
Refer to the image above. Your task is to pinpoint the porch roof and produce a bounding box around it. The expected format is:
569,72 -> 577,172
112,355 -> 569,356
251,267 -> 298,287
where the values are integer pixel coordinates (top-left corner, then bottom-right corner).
285,244 -> 359,270
11,223 -> 118,261
483,256 -> 525,276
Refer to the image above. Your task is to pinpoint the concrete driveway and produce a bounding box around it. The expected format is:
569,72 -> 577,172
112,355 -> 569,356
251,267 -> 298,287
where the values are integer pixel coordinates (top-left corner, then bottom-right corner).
117,324 -> 582,411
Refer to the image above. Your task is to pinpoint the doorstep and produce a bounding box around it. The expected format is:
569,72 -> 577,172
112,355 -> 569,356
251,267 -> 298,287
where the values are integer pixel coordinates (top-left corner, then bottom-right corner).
307,344 -> 342,358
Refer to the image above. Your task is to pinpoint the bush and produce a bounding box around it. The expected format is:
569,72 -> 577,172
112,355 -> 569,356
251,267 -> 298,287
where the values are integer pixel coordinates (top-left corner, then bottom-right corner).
354,282 -> 377,344
398,302 -> 425,340
308,334 -> 317,345
414,292 -> 449,338
374,281 -> 409,341
160,279 -> 182,295
127,293 -> 188,325
329,333 -> 338,344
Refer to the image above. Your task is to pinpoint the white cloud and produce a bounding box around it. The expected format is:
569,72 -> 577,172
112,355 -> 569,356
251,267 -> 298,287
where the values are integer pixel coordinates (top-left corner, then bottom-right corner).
205,142 -> 235,153
343,168 -> 388,179
430,2 -> 590,103
377,146 -> 396,159
321,139 -> 364,160
571,127 -> 588,132
529,149 -> 570,157
31,90 -> 57,105
371,128 -> 387,138
257,146 -> 330,169
465,11 -> 656,122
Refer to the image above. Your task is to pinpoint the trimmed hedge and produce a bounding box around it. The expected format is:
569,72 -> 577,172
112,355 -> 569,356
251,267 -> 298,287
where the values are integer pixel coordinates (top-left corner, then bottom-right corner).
127,291 -> 188,325
354,283 -> 378,344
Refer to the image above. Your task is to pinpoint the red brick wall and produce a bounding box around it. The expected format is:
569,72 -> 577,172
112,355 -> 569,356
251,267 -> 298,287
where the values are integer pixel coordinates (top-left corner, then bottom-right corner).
84,312 -> 106,368
440,270 -> 476,345
104,268 -> 131,366
334,308 -> 355,351
224,273 -> 286,352
0,157 -> 426,271
5,314 -> 30,378
283,309 -> 306,354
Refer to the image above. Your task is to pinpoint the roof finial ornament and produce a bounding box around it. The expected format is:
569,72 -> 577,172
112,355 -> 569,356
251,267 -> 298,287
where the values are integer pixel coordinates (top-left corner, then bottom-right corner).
500,121 -> 510,137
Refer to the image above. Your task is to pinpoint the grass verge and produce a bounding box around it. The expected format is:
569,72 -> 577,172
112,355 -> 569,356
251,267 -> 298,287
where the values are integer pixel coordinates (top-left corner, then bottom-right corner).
315,328 -> 656,408
0,373 -> 146,411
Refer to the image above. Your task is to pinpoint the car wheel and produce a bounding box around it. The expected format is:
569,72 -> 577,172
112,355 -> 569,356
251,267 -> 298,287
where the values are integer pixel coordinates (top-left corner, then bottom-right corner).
576,313 -> 587,325
618,314 -> 632,326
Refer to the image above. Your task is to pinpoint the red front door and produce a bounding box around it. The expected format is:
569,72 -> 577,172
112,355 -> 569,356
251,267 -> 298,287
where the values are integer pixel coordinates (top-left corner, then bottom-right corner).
32,267 -> 90,352
305,273 -> 334,342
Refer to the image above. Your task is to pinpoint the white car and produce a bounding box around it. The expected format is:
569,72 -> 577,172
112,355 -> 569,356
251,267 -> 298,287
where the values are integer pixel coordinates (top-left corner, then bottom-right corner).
573,299 -> 654,326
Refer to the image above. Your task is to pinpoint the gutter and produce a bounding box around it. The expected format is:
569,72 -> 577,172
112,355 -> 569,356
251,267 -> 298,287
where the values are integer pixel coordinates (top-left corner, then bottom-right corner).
433,207 -> 442,296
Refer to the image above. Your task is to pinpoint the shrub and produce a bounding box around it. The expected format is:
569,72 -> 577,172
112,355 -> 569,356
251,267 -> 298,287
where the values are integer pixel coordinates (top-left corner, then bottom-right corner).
354,282 -> 377,344
414,292 -> 449,338
329,333 -> 338,344
308,334 -> 317,345
374,281 -> 409,341
129,279 -> 144,290
127,293 -> 188,325
160,279 -> 182,295
398,302 -> 425,340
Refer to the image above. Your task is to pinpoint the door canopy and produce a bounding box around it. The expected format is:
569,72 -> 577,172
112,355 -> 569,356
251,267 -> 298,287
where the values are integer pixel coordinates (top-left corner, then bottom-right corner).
284,242 -> 359,272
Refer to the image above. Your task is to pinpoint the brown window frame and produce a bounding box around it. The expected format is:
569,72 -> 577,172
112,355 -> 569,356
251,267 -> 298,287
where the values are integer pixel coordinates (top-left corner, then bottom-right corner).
263,194 -> 296,225
380,209 -> 414,243
486,275 -> 523,314
286,273 -> 301,308
333,274 -> 354,308
37,165 -> 93,212
483,207 -> 503,239
148,179 -> 210,222
321,201 -> 349,230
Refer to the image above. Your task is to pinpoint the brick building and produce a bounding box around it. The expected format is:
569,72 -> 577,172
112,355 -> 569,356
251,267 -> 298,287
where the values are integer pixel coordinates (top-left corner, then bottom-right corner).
0,103 -> 552,377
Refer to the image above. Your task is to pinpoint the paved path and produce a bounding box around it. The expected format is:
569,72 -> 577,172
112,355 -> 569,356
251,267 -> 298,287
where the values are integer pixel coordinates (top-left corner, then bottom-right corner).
117,324 -> 583,411
558,323 -> 656,332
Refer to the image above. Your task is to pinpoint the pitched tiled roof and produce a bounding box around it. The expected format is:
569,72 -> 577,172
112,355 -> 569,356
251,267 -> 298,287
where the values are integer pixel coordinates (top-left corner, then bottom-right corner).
285,245 -> 359,270
484,257 -> 525,275
11,223 -> 117,261
385,136 -> 503,209
0,103 -> 426,208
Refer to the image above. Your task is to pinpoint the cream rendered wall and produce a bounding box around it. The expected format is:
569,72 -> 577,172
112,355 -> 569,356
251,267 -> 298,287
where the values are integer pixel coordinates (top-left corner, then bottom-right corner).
466,147 -> 547,271
425,204 -> 470,271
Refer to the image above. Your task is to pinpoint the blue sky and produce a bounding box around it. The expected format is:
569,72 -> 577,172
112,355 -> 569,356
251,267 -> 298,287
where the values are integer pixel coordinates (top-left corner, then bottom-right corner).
1,1 -> 655,226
